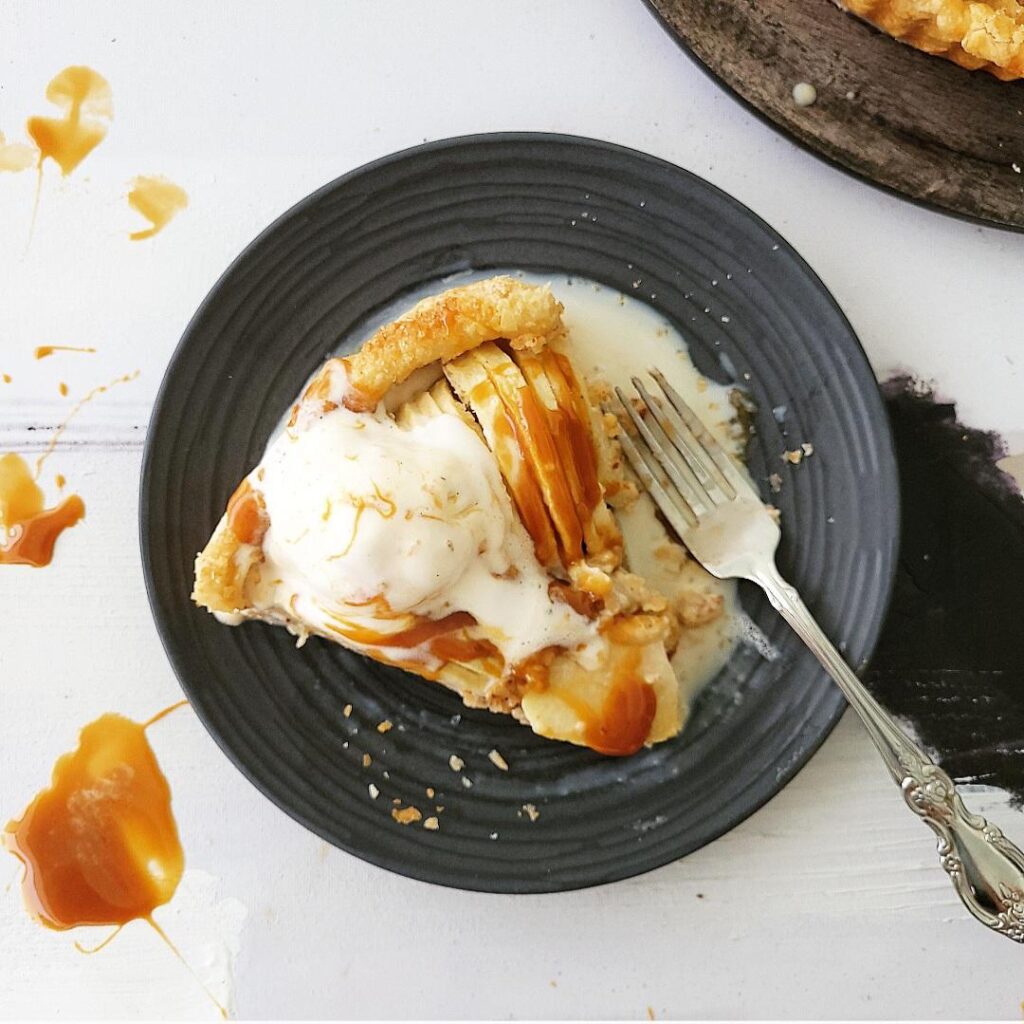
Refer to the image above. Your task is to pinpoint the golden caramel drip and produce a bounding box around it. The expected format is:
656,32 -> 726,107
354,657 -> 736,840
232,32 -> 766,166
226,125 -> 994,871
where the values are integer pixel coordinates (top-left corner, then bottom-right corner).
34,371 -> 139,476
328,485 -> 397,561
488,397 -> 560,567
34,345 -> 96,360
226,479 -> 267,546
3,712 -> 184,930
127,176 -> 188,241
0,453 -> 84,567
336,610 -> 478,650
0,373 -> 137,568
559,672 -> 657,757
27,67 -> 112,177
515,381 -> 585,564
511,648 -> 557,694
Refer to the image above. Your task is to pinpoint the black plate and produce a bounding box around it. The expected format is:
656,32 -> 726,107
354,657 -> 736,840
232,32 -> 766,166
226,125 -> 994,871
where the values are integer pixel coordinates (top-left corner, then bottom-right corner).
141,134 -> 899,893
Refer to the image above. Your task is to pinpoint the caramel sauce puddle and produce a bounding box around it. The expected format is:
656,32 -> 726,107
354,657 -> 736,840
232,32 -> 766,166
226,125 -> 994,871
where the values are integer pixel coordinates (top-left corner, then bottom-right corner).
128,176 -> 189,240
1,371 -> 138,568
3,702 -> 228,1017
0,453 -> 84,566
3,707 -> 187,932
27,67 -> 112,177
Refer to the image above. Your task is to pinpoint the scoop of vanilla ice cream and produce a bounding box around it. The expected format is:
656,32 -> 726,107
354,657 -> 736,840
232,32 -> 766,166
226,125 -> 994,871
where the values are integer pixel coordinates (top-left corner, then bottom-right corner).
255,404 -> 596,662
260,408 -> 512,610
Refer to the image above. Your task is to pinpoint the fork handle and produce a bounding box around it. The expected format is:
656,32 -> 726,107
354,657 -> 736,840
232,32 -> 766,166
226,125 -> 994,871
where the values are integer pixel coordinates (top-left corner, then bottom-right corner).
752,562 -> 1024,943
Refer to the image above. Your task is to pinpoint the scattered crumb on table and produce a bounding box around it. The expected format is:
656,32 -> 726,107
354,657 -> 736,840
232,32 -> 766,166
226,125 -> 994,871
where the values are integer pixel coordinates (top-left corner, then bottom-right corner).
392,805 -> 422,825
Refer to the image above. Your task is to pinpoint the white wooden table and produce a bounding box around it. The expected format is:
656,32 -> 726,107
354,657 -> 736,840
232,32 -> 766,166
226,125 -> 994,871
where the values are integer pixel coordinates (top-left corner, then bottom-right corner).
2,2 -> 1023,1019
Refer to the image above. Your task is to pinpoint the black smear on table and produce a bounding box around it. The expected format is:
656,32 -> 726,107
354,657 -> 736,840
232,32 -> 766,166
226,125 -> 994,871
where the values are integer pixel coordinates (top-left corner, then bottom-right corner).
866,375 -> 1024,803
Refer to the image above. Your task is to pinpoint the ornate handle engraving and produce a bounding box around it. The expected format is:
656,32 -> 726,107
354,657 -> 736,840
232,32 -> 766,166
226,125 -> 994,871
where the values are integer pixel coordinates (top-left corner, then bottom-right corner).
755,563 -> 1024,943
899,750 -> 1024,942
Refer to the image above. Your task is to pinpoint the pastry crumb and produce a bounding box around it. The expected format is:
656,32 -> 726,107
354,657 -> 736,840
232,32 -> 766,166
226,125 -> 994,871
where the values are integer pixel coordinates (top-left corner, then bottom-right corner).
784,441 -> 815,464
768,472 -> 783,493
343,704 -> 352,718
488,749 -> 509,771
377,720 -> 393,733
676,590 -> 725,628
448,754 -> 465,772
392,805 -> 422,825
489,831 -> 499,840
426,786 -> 435,798
368,783 -> 379,799
461,776 -> 473,789
520,803 -> 540,822
423,816 -> 439,831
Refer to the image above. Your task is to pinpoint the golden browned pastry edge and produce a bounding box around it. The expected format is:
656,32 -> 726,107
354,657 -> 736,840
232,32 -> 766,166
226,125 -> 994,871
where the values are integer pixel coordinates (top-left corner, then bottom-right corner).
835,0 -> 1024,80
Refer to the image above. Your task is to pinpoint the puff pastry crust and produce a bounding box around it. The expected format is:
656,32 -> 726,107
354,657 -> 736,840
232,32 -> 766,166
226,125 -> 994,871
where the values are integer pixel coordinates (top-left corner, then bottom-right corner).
836,0 -> 1024,79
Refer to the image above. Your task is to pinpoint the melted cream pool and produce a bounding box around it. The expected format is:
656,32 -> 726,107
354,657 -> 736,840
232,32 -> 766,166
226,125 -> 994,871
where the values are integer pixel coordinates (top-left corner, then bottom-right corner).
342,270 -> 743,714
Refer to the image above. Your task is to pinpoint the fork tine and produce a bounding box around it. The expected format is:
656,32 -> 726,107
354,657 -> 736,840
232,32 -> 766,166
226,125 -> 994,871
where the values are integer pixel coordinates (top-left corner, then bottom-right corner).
607,407 -> 698,534
632,376 -> 731,504
649,368 -> 757,500
613,387 -> 711,516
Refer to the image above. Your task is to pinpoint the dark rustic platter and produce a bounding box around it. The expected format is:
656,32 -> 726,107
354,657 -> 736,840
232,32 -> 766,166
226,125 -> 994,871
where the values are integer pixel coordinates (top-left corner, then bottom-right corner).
645,0 -> 1024,232
141,133 -> 899,892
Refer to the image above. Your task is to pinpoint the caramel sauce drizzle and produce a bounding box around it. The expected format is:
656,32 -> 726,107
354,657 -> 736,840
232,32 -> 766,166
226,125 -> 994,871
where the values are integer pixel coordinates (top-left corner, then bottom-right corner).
1,371 -> 137,567
515,380 -> 585,563
226,479 -> 267,546
328,609 -> 478,650
27,67 -> 112,177
33,371 -> 139,477
2,703 -> 227,1017
0,453 -> 84,567
34,345 -> 97,360
488,396 -> 560,568
547,654 -> 657,757
328,485 -> 397,561
128,176 -> 189,241
3,708 -> 185,931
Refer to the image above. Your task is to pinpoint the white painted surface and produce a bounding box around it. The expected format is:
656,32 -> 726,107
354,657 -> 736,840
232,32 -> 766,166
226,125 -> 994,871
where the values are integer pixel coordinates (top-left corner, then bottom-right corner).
1,1 -> 1023,1019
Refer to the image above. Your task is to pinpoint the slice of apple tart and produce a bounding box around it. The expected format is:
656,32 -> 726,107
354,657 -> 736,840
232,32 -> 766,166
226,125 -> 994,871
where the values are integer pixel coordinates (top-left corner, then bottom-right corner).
193,275 -> 719,755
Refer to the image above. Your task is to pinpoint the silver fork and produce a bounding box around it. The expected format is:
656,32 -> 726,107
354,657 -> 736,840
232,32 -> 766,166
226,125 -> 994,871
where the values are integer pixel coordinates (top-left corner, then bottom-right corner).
611,369 -> 1024,944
